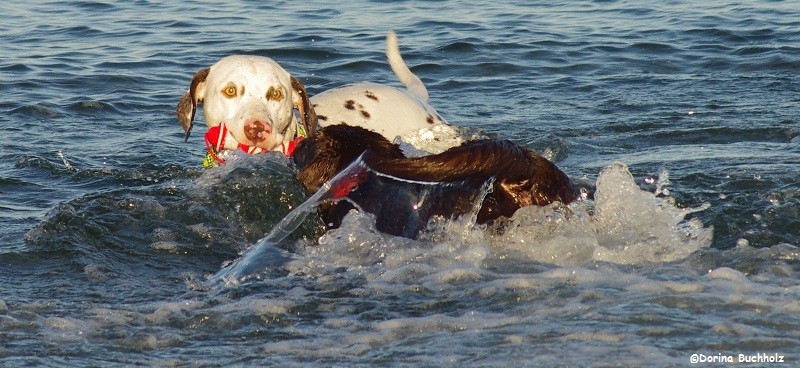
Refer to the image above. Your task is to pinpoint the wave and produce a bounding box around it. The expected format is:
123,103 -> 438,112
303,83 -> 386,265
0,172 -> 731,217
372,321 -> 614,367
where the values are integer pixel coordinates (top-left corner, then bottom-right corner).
210,158 -> 711,287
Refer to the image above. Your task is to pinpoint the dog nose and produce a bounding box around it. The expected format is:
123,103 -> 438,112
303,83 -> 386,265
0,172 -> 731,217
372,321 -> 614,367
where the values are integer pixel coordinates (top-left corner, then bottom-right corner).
244,120 -> 272,142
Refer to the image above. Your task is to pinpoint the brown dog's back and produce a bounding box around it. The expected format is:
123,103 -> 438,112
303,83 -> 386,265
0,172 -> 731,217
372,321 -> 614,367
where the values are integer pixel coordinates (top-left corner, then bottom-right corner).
293,125 -> 404,193
293,125 -> 576,235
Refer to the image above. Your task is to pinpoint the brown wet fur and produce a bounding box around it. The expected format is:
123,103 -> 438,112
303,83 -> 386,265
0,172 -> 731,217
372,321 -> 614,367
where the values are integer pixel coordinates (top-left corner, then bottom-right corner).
290,76 -> 318,136
293,125 -> 404,193
176,67 -> 210,140
293,125 -> 577,224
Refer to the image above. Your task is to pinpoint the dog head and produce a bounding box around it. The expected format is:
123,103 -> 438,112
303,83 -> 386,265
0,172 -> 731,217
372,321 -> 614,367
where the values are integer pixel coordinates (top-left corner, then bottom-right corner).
176,55 -> 317,150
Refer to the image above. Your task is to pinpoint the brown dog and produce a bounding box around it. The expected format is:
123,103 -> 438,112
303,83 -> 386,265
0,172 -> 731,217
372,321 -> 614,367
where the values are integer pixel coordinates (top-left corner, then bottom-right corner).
292,124 -> 577,237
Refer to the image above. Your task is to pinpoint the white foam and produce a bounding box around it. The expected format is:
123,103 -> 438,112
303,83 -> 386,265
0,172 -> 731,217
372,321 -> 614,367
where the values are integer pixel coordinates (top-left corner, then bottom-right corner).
83,264 -> 114,281
707,267 -> 747,282
91,308 -> 136,326
227,161 -> 713,292
150,240 -> 180,252
561,331 -> 627,343
395,124 -> 489,156
591,163 -> 711,264
41,316 -> 96,343
371,311 -> 522,333
144,300 -> 204,324
43,316 -> 83,330
194,150 -> 293,189
211,296 -> 293,316
490,202 -> 598,266
489,162 -> 711,266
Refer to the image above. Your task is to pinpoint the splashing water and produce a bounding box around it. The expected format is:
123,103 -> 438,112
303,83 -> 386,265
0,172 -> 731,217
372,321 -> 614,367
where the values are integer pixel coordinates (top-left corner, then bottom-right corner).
211,159 -> 711,287
395,124 -> 490,157
57,150 -> 75,171
492,162 -> 711,266
591,163 -> 711,264
208,150 -> 496,286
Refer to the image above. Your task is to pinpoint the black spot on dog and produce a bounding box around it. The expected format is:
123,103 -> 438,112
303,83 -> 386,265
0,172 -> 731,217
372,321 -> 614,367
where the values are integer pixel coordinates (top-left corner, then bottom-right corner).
426,114 -> 435,125
344,100 -> 356,110
318,115 -> 329,121
365,91 -> 379,101
360,110 -> 371,119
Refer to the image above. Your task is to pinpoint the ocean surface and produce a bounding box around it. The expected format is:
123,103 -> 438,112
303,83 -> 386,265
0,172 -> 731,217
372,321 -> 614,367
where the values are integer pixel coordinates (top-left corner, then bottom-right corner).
2,0 -> 800,366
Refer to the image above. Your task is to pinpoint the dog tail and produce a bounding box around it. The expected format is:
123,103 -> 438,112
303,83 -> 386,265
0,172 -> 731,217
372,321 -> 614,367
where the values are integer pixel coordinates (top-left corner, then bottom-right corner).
386,30 -> 429,102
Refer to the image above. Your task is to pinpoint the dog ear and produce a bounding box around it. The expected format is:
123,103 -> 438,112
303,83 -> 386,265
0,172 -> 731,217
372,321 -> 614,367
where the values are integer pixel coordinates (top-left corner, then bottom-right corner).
176,67 -> 210,141
290,75 -> 318,137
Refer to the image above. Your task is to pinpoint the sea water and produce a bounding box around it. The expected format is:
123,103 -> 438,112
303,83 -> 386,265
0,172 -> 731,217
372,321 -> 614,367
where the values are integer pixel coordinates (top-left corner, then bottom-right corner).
2,1 -> 800,366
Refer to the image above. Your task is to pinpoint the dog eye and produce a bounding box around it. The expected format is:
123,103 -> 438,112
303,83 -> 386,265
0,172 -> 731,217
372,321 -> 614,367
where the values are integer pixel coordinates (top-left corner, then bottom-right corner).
222,85 -> 237,98
266,86 -> 284,101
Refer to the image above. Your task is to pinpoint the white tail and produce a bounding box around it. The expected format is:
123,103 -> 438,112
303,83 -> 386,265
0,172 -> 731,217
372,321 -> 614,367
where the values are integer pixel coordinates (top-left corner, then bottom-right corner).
386,30 -> 429,103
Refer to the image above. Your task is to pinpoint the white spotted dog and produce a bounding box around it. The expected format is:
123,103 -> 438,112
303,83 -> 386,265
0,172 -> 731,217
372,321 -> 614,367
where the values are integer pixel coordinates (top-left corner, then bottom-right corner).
177,31 -> 448,166
312,31 -> 447,140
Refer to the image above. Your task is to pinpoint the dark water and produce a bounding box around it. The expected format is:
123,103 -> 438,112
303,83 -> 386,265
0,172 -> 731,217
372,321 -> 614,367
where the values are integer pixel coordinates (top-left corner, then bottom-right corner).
2,1 -> 800,366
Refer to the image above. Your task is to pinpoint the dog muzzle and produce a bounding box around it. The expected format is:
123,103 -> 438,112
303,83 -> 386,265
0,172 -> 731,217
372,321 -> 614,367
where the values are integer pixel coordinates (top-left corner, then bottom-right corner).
202,123 -> 305,167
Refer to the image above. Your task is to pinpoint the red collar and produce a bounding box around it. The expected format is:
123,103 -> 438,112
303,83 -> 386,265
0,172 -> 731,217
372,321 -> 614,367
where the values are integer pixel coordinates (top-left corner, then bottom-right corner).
282,136 -> 304,157
204,124 -> 304,165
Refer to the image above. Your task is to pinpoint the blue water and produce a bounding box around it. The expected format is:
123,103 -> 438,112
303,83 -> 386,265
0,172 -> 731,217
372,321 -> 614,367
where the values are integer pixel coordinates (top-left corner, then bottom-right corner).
2,0 -> 800,366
